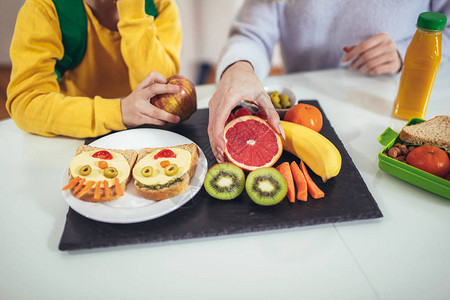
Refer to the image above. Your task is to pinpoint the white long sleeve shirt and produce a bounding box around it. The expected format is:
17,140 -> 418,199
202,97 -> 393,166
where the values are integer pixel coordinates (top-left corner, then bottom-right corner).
217,0 -> 450,81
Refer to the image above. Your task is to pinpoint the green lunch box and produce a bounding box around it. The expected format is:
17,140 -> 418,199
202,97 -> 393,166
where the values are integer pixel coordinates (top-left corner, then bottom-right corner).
378,118 -> 450,200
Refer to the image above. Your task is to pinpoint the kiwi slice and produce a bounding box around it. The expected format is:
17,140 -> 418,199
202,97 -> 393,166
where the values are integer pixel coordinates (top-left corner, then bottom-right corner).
245,167 -> 287,206
204,163 -> 245,200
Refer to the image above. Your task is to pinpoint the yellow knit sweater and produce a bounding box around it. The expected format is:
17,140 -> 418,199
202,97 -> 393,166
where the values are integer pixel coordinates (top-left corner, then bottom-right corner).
7,0 -> 181,138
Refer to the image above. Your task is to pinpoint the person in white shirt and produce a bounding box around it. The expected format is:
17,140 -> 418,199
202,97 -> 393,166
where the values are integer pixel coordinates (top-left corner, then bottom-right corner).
208,0 -> 450,163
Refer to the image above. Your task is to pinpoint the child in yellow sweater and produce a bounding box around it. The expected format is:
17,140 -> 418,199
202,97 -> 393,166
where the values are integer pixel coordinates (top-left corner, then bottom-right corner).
7,0 -> 182,138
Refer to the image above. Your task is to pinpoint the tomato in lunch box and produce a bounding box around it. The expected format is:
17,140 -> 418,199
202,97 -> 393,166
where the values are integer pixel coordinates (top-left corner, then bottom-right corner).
406,146 -> 450,178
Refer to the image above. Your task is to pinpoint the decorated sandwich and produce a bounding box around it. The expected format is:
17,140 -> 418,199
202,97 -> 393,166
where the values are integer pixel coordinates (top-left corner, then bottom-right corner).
62,145 -> 138,202
132,143 -> 199,201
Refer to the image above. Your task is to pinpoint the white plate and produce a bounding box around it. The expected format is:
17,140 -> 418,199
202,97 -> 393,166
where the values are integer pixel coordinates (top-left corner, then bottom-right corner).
61,128 -> 208,224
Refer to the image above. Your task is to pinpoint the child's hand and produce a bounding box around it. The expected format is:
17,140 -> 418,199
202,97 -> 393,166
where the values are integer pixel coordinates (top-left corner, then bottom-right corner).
121,71 -> 181,128
341,33 -> 402,75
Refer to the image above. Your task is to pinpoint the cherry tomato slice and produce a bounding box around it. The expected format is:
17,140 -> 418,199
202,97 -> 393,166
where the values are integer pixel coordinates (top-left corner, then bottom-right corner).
160,160 -> 171,168
98,161 -> 109,169
92,150 -> 113,160
154,149 -> 176,159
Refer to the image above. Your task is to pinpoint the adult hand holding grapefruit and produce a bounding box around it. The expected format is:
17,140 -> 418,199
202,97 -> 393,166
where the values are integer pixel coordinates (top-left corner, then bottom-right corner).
208,61 -> 283,163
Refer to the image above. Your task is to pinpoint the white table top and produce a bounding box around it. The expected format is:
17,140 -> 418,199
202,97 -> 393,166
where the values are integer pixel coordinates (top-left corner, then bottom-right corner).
1,63 -> 449,300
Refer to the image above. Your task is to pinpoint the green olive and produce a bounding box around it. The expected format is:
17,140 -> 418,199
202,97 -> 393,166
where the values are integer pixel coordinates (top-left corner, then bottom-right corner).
164,164 -> 179,176
79,165 -> 92,176
280,93 -> 290,102
273,101 -> 282,109
103,167 -> 118,178
270,93 -> 281,104
141,166 -> 154,177
280,94 -> 291,108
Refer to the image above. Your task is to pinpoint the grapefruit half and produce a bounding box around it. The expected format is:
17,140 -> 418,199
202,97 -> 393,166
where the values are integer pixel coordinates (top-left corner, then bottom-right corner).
223,115 -> 283,171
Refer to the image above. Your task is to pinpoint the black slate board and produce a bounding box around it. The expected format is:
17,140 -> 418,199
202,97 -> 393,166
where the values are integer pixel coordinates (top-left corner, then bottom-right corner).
59,101 -> 382,251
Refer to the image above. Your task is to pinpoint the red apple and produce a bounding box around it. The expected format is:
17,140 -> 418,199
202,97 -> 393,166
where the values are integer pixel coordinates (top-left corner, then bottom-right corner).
150,75 -> 197,122
234,108 -> 253,117
255,109 -> 267,120
226,112 -> 235,124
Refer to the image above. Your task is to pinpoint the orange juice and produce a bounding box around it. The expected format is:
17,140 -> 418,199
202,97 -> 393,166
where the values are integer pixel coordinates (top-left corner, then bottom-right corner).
393,12 -> 447,120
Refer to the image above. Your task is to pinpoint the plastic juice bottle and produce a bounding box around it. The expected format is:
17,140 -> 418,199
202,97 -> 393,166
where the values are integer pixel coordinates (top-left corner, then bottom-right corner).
393,12 -> 447,120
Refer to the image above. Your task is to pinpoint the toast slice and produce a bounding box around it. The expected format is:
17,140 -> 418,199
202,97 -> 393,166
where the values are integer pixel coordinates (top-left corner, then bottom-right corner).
399,115 -> 450,152
64,145 -> 138,203
132,143 -> 199,201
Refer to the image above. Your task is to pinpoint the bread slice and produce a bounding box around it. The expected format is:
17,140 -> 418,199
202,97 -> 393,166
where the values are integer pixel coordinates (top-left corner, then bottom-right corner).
133,143 -> 199,201
65,145 -> 138,203
399,115 -> 450,152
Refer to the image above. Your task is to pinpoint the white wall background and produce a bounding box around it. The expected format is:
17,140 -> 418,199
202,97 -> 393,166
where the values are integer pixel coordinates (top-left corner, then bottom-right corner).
175,0 -> 245,82
0,0 -> 281,83
0,0 -> 25,65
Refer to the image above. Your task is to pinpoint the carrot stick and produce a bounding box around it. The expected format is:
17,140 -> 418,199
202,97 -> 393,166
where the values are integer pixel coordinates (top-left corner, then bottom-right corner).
290,161 -> 308,201
62,176 -> 81,190
103,180 -> 110,200
300,161 -> 324,199
276,162 -> 295,203
72,178 -> 86,194
114,177 -> 124,196
94,181 -> 101,200
75,180 -> 96,198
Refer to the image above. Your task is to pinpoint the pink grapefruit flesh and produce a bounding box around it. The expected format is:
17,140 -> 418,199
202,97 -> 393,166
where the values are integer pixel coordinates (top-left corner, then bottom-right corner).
223,115 -> 282,171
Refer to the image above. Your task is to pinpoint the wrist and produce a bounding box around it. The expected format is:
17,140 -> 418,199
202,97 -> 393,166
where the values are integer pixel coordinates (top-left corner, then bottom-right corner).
221,60 -> 254,79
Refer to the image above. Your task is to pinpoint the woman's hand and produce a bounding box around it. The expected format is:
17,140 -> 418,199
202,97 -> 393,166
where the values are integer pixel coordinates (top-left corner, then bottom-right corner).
208,61 -> 283,163
341,33 -> 402,75
121,71 -> 181,127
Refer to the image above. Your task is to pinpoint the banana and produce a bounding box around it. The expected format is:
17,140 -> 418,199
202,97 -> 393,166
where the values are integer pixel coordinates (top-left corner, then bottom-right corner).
280,121 -> 342,182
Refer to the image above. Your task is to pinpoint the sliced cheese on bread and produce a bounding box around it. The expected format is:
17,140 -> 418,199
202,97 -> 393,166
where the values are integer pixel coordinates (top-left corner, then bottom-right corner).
66,145 -> 138,202
132,143 -> 199,201
399,115 -> 450,152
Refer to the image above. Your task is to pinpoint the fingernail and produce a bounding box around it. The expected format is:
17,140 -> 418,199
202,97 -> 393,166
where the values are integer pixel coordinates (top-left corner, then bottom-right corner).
278,124 -> 285,139
343,45 -> 354,52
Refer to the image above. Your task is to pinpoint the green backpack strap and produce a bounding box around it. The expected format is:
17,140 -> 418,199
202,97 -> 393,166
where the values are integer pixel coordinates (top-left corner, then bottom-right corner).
145,0 -> 158,19
53,0 -> 87,81
53,0 -> 157,81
